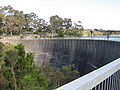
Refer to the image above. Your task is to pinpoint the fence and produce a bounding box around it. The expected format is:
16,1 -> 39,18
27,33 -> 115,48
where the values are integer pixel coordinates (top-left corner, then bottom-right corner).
56,58 -> 120,90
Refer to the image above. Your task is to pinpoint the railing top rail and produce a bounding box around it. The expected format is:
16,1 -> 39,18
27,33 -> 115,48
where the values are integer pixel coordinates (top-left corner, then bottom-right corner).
56,58 -> 120,90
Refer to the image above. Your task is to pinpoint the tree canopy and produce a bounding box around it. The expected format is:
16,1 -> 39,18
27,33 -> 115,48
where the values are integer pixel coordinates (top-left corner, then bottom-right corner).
0,5 -> 85,37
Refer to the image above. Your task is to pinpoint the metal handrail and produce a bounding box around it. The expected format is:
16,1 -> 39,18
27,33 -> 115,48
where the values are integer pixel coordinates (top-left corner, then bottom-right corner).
56,58 -> 120,90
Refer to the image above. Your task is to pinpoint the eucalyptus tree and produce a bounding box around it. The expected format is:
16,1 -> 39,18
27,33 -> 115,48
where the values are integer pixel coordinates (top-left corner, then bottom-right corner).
28,12 -> 48,34
24,14 -> 33,32
74,21 -> 83,30
0,8 -> 5,35
0,5 -> 27,35
49,15 -> 64,33
63,18 -> 72,29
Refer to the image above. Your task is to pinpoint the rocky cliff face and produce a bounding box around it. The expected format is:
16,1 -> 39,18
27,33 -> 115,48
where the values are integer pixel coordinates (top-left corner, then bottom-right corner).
1,38 -> 120,76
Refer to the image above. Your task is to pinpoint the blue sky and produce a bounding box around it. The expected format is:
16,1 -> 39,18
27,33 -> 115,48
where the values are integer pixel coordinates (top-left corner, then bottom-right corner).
0,0 -> 120,30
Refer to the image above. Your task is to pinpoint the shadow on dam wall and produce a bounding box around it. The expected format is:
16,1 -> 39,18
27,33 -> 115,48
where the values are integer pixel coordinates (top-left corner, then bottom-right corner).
1,39 -> 120,76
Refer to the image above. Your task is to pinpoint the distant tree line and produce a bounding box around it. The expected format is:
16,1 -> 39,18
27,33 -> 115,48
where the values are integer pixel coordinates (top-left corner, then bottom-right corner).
0,5 -> 84,37
1,5 -> 120,37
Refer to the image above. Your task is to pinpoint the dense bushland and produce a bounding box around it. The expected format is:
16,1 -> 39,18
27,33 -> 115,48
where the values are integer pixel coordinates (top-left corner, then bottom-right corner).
0,43 -> 80,90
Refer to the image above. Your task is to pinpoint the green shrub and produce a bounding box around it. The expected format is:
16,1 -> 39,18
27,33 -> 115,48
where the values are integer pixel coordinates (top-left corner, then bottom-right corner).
0,36 -> 3,39
20,35 -> 24,38
34,35 -> 39,38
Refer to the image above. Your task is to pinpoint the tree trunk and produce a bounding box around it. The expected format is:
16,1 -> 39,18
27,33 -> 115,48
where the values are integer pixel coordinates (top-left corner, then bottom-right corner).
11,67 -> 17,90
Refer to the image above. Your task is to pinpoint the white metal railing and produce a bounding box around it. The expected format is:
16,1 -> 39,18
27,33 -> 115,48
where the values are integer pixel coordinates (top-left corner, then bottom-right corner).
56,58 -> 120,90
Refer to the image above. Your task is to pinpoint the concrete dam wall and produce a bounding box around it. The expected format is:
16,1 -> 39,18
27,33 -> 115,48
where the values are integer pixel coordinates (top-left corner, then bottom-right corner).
1,38 -> 120,75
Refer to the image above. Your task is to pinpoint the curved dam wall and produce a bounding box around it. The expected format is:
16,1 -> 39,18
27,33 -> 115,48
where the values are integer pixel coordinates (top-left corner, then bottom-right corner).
1,38 -> 120,75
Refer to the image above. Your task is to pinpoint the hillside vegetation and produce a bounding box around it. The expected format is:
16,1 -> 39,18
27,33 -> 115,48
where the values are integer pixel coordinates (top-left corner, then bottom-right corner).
0,5 -> 107,38
0,42 -> 80,90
